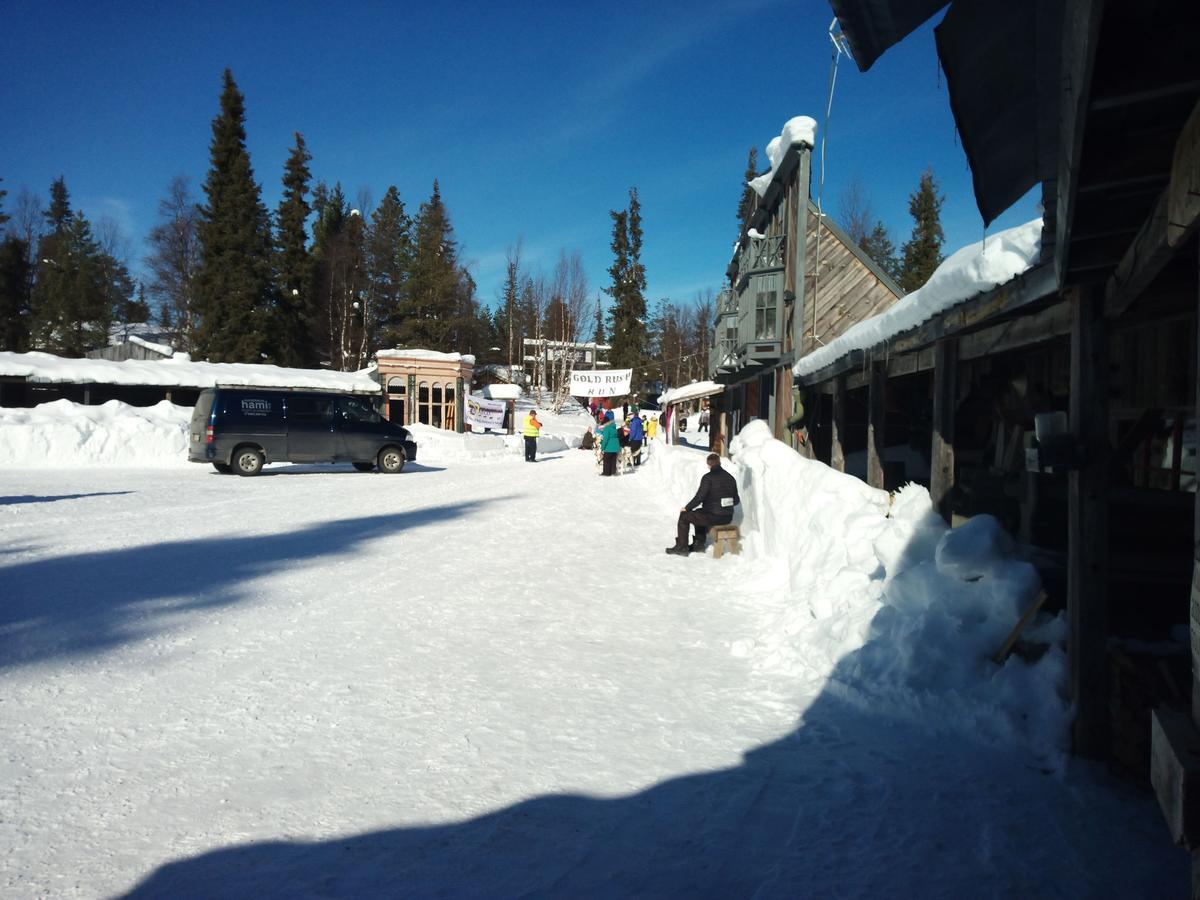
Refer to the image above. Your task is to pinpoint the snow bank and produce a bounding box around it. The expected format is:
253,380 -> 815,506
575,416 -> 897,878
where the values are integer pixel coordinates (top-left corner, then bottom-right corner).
748,115 -> 817,198
0,350 -> 379,392
128,334 -> 174,357
375,348 -> 476,365
0,399 -> 191,468
647,420 -> 1069,758
795,218 -> 1044,377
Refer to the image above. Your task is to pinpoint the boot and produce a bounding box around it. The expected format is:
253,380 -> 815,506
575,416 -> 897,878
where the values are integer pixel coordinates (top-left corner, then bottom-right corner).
665,544 -> 690,556
689,541 -> 705,553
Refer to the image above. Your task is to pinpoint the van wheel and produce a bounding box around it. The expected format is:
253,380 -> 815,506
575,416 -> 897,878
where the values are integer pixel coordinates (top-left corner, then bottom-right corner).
212,462 -> 232,474
232,446 -> 264,476
352,462 -> 375,472
377,446 -> 405,474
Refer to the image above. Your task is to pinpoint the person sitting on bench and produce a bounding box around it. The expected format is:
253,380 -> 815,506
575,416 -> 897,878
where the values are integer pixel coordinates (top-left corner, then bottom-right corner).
666,452 -> 739,556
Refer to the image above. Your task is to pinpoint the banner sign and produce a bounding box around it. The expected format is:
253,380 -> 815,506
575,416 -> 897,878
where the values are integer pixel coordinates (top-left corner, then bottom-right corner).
466,395 -> 507,430
569,369 -> 632,398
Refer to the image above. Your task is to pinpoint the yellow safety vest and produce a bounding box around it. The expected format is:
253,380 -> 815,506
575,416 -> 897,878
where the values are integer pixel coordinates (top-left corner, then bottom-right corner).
523,414 -> 541,437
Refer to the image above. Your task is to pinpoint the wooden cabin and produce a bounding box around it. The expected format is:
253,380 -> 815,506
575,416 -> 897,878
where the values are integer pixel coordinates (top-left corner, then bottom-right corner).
803,0 -> 1200,876
710,133 -> 903,452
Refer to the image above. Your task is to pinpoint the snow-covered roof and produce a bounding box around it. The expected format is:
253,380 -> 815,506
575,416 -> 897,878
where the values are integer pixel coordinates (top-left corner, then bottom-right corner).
481,384 -> 521,401
748,116 -> 817,198
375,348 -> 476,365
0,351 -> 380,392
658,380 -> 724,406
794,217 -> 1045,378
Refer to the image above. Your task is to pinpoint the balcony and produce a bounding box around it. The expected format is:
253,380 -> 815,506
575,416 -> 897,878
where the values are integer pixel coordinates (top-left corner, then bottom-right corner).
735,233 -> 786,287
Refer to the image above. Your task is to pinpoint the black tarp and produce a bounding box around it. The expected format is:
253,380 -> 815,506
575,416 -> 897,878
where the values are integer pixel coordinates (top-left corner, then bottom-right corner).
828,0 -> 949,71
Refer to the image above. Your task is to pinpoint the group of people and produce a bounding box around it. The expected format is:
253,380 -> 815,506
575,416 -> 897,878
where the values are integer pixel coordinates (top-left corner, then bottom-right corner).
588,405 -> 661,476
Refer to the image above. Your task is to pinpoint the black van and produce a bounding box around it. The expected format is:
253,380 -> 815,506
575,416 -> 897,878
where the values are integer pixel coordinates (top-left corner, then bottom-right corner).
188,387 -> 418,476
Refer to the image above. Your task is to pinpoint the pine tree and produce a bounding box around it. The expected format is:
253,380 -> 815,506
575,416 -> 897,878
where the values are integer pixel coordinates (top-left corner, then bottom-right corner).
145,176 -> 202,352
899,168 -> 945,293
368,186 -> 412,351
193,69 -> 276,363
273,133 -> 314,367
605,188 -> 648,383
860,220 -> 903,285
31,208 -> 120,355
0,234 -> 31,350
495,245 -> 522,369
398,180 -> 466,351
736,148 -> 759,238
0,177 -> 9,234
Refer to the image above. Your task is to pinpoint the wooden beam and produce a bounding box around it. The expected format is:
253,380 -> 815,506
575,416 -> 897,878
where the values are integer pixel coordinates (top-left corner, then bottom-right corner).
930,339 -> 958,523
830,372 -> 846,473
1068,285 -> 1110,758
867,363 -> 886,489
1107,99 -> 1200,317
1055,0 -> 1106,287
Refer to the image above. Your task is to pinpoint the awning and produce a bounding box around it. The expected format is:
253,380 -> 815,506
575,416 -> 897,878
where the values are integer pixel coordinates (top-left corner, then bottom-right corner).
828,0 -> 948,72
658,381 -> 725,407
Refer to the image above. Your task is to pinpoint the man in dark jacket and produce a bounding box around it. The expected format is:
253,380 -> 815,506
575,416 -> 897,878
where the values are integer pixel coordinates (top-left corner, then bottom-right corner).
666,453 -> 739,555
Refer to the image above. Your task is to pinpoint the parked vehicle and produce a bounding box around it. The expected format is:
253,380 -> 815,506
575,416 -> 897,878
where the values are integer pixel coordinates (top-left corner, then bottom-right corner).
188,387 -> 417,476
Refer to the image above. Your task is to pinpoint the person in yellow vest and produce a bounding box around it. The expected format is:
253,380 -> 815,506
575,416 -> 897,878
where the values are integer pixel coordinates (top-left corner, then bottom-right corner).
646,414 -> 658,441
523,409 -> 543,462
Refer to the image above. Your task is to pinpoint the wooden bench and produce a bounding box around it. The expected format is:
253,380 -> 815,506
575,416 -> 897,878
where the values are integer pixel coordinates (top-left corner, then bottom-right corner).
711,524 -> 740,559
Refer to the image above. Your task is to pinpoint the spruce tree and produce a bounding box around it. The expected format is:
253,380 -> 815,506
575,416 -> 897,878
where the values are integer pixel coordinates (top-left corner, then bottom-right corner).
736,148 -> 759,238
860,220 -> 903,286
605,188 -> 648,383
899,168 -> 945,293
0,177 -> 9,234
193,69 -> 276,363
273,133 -> 313,367
368,186 -> 412,351
399,180 -> 463,350
31,209 -> 119,355
0,235 -> 31,350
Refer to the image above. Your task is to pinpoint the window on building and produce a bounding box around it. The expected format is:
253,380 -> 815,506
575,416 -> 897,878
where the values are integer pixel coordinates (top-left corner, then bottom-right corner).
755,289 -> 777,340
386,377 -> 406,424
418,381 -> 430,425
443,382 -> 456,431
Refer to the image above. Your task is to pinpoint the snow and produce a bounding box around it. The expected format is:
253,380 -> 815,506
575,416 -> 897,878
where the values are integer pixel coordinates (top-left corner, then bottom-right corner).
0,399 -> 191,468
0,407 -> 1185,896
749,115 -> 818,198
0,350 -> 379,392
657,380 -> 722,407
375,348 -> 476,365
746,227 -> 766,240
795,217 -> 1045,377
481,383 -> 521,401
127,335 -> 174,357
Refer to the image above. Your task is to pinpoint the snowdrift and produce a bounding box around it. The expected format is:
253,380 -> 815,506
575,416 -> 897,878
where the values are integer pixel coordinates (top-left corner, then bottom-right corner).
647,420 -> 1069,757
0,399 -> 192,468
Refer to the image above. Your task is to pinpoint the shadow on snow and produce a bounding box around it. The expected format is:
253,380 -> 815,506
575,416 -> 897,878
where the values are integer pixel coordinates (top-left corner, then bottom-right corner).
0,491 -> 135,505
0,501 -> 490,671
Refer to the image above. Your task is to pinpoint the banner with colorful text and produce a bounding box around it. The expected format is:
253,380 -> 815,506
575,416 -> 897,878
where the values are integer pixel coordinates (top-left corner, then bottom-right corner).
569,368 -> 632,398
465,395 -> 507,430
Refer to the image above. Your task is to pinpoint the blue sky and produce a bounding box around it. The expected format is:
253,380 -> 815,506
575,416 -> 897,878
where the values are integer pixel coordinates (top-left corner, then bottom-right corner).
0,0 -> 1037,315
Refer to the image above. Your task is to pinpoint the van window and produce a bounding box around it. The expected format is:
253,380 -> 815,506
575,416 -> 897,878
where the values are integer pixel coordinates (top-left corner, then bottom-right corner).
340,397 -> 382,424
288,396 -> 333,423
221,393 -> 281,423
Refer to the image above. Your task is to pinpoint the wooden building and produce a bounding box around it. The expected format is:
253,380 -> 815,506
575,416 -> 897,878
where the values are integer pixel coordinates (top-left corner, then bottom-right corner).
783,0 -> 1200,878
375,349 -> 474,433
710,130 -> 903,451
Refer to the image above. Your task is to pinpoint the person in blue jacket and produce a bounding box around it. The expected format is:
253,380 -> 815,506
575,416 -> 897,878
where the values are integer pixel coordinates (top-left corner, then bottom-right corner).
598,411 -> 620,476
626,409 -> 645,466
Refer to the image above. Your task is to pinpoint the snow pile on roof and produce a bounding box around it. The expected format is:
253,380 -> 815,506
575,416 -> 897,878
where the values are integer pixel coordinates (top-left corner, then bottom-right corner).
795,217 -> 1044,377
748,115 -> 817,198
128,335 -> 174,357
375,348 -> 476,365
648,419 -> 1068,757
0,399 -> 191,468
481,384 -> 521,401
658,381 -> 723,406
0,350 -> 379,392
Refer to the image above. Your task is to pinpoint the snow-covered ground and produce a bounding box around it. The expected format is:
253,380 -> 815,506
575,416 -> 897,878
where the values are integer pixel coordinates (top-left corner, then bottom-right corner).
0,405 -> 1186,897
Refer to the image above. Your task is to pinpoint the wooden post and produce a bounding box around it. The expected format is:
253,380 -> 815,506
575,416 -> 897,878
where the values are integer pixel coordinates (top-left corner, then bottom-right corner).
831,373 -> 846,473
507,400 -> 515,436
867,363 -> 886,489
930,338 -> 958,523
1068,285 -> 1109,758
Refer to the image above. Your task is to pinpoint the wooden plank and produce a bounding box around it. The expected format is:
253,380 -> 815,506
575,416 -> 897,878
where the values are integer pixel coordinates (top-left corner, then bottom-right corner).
992,590 -> 1048,664
867,363 -> 886,489
1055,0 -> 1105,287
1106,100 -> 1200,316
831,372 -> 846,473
930,339 -> 958,522
1068,285 -> 1110,758
958,300 -> 1073,361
